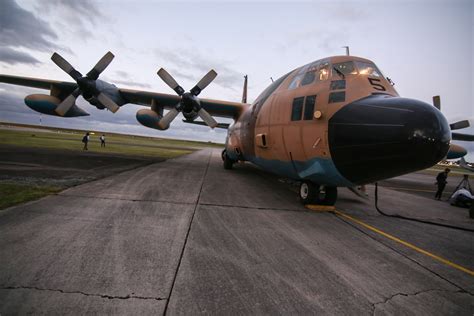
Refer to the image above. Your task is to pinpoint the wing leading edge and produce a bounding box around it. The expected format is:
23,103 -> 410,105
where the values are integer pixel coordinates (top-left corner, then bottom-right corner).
0,74 -> 249,120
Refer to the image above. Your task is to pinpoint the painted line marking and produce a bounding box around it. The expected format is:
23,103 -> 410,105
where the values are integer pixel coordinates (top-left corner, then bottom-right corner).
331,209 -> 474,277
305,205 -> 335,212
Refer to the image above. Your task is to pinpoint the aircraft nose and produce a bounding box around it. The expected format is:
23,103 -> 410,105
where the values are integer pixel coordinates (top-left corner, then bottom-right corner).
328,94 -> 451,184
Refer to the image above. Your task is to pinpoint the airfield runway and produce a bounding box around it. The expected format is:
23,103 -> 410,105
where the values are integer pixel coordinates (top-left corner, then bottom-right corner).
0,149 -> 473,314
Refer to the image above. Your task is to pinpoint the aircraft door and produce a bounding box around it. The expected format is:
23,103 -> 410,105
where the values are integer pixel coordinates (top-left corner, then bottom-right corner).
282,94 -> 305,162
254,95 -> 274,160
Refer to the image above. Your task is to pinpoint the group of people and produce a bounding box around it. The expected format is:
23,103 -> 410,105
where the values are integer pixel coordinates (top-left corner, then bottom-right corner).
82,132 -> 106,150
435,168 -> 473,208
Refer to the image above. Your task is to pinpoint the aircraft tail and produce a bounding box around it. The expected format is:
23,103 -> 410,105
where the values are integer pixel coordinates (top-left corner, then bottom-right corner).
241,75 -> 248,103
459,157 -> 474,172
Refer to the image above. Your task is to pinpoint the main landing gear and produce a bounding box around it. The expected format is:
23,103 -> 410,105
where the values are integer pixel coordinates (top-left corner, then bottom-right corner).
222,149 -> 235,170
299,181 -> 337,206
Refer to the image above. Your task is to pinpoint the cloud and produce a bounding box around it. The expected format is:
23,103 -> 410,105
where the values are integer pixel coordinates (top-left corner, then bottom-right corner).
103,71 -> 153,89
0,47 -> 41,65
0,0 -> 60,52
42,0 -> 103,26
0,88 -> 27,113
39,0 -> 104,39
155,48 -> 243,90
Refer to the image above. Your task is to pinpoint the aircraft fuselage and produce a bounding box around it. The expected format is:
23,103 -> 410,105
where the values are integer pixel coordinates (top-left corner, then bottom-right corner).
225,56 -> 451,188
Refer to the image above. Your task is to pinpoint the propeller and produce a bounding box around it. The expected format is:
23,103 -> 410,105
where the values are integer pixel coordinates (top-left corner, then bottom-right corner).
157,68 -> 218,129
51,52 -> 120,116
432,95 -> 473,138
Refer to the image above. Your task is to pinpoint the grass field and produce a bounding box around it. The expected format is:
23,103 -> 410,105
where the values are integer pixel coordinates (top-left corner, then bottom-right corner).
0,125 -> 224,209
0,128 -> 223,159
0,183 -> 62,210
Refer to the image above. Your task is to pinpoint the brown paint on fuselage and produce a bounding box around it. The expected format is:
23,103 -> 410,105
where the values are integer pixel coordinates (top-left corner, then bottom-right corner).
227,56 -> 398,164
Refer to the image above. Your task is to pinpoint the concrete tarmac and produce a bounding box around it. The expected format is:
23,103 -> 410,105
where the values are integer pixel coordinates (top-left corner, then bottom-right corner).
0,149 -> 473,314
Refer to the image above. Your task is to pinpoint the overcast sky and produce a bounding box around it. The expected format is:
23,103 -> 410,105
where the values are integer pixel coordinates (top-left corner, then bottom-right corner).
0,0 -> 472,156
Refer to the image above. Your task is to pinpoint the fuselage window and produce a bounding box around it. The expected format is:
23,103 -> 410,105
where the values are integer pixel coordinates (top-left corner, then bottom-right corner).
354,61 -> 382,77
329,91 -> 345,103
291,97 -> 304,121
304,95 -> 316,120
333,62 -> 357,76
330,80 -> 346,90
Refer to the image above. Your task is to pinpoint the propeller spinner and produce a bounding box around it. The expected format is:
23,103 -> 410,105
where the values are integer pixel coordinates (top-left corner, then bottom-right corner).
157,68 -> 218,129
51,52 -> 120,116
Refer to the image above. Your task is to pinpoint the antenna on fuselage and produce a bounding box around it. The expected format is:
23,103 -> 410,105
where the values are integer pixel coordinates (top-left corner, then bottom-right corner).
270,77 -> 274,82
241,75 -> 248,103
342,46 -> 350,56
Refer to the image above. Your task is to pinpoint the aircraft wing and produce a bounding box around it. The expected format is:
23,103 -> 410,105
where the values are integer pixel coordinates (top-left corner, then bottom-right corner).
0,74 -> 248,119
119,88 -> 247,119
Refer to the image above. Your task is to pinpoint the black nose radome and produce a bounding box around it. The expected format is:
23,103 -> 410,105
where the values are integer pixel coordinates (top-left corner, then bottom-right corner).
328,95 -> 451,184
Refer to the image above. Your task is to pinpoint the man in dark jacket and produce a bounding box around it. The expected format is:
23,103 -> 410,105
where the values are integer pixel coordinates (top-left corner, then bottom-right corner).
82,132 -> 90,150
435,168 -> 450,200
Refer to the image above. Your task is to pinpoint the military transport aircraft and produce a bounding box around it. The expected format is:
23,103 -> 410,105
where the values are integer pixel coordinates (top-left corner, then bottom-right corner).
1,52 -> 473,205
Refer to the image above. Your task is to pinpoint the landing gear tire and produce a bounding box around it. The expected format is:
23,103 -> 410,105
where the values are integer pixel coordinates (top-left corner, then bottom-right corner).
222,150 -> 235,170
299,181 -> 337,206
221,149 -> 226,162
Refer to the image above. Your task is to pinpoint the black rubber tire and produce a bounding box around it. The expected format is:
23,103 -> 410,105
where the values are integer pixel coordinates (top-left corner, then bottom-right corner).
321,186 -> 338,206
300,182 -> 338,206
221,149 -> 226,162
299,181 -> 319,204
223,154 -> 234,170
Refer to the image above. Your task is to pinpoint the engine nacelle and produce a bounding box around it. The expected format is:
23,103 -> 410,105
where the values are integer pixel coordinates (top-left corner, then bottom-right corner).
136,108 -> 168,130
25,94 -> 89,117
447,143 -> 467,159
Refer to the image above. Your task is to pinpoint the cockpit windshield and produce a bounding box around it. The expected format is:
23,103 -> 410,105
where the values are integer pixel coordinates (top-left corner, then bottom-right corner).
354,61 -> 382,77
288,60 -> 330,90
333,61 -> 357,76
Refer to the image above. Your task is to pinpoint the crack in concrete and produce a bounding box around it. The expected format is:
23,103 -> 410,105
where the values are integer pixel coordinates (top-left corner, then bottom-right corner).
199,202 -> 303,212
371,289 -> 472,315
1,285 -> 166,301
55,193 -> 195,205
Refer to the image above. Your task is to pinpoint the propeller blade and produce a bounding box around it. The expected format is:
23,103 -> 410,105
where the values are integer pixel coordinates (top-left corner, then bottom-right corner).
51,53 -> 82,81
191,70 -> 217,96
55,88 -> 81,116
432,95 -> 441,110
449,120 -> 470,131
197,108 -> 218,128
97,92 -> 120,113
452,132 -> 474,142
86,51 -> 115,80
158,107 -> 180,130
157,68 -> 185,96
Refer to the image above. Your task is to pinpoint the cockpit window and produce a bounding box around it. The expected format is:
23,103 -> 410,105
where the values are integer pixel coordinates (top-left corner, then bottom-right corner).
332,62 -> 357,76
317,63 -> 329,81
354,61 -> 382,77
301,71 -> 315,86
288,61 -> 330,90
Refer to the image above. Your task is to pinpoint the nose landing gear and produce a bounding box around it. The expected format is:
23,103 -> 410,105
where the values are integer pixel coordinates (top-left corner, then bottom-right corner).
300,181 -> 337,206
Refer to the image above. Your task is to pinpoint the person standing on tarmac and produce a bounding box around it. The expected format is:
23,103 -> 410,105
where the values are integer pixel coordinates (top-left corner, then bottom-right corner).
82,132 -> 90,150
100,134 -> 106,147
435,168 -> 450,200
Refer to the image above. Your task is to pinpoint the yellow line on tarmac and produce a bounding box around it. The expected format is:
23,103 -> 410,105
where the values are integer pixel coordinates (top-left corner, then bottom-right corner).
332,209 -> 474,277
